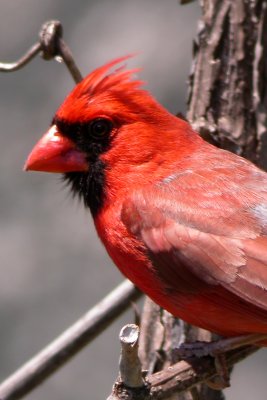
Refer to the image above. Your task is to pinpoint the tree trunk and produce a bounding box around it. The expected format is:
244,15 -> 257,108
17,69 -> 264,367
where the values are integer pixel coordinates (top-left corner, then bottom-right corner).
188,0 -> 267,169
139,1 -> 267,399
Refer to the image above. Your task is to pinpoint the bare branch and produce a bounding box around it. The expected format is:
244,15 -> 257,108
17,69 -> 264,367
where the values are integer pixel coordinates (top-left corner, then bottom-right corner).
0,43 -> 41,72
119,324 -> 144,388
108,331 -> 259,399
108,324 -> 150,400
0,20 -> 82,84
39,20 -> 83,83
147,345 -> 258,399
180,0 -> 196,4
0,281 -> 141,400
57,37 -> 83,83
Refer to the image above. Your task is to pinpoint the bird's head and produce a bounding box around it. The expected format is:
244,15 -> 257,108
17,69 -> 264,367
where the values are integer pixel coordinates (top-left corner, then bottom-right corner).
25,56 -> 196,215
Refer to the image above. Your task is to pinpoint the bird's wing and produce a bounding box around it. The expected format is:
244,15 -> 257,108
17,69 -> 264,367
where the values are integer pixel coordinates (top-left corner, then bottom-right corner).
121,160 -> 267,311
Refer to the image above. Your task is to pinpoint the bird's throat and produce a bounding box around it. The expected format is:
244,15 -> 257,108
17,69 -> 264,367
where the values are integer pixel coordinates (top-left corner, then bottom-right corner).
63,158 -> 106,216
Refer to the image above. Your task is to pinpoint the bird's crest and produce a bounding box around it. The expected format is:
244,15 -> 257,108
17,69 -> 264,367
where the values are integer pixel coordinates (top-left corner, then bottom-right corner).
55,55 -> 144,123
75,55 -> 143,97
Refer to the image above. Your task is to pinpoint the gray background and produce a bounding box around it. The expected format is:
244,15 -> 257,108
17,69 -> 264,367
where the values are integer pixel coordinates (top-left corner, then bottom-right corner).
0,1 -> 266,399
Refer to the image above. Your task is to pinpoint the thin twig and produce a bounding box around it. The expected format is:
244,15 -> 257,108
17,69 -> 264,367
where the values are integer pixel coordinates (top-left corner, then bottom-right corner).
0,20 -> 82,84
0,281 -> 141,400
0,43 -> 41,72
147,345 -> 258,399
180,0 -> 196,4
58,37 -> 83,83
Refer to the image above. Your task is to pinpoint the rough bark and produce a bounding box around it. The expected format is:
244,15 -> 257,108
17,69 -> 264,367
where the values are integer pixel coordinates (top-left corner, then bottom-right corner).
139,299 -> 222,400
188,0 -> 267,169
138,1 -> 267,399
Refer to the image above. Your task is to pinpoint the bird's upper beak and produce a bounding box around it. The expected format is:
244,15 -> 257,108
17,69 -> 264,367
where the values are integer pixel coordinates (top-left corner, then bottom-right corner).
24,125 -> 88,173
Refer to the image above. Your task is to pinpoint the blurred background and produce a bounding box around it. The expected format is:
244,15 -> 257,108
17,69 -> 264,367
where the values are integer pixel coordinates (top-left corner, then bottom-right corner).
0,1 -> 266,399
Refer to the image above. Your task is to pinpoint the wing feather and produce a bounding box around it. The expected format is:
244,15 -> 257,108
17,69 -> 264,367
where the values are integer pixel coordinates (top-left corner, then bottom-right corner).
121,161 -> 267,312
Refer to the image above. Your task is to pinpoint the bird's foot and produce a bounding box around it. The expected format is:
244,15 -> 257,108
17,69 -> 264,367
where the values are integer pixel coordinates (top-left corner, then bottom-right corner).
178,333 -> 267,358
206,353 -> 230,390
175,333 -> 267,390
176,341 -> 230,389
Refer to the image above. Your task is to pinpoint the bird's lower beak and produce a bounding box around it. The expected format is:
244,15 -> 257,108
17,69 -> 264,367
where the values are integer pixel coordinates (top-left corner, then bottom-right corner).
24,125 -> 88,173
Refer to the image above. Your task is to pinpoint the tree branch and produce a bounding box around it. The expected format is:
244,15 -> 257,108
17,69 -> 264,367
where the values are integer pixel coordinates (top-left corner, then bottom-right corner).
0,281 -> 141,400
108,325 -> 260,400
0,20 -> 82,84
147,345 -> 258,399
0,43 -> 41,72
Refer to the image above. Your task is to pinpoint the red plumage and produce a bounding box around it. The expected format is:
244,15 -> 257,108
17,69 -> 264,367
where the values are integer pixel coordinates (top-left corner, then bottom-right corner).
25,57 -> 267,341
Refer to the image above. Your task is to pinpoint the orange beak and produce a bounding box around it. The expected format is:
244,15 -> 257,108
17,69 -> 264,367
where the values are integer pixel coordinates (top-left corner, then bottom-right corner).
24,125 -> 88,173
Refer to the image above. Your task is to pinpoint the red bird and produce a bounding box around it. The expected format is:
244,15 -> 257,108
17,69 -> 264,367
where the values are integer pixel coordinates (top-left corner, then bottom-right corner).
25,56 -> 267,341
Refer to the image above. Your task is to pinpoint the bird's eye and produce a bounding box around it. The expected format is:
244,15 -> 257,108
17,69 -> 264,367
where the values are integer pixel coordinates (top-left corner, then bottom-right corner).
90,118 -> 113,138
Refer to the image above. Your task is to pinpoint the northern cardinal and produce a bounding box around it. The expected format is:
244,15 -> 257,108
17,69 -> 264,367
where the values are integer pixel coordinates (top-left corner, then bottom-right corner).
25,56 -> 267,341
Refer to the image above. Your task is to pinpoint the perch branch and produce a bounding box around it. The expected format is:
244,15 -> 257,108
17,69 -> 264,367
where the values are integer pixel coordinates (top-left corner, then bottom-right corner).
0,281 -> 141,400
108,329 -> 260,399
147,344 -> 258,399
